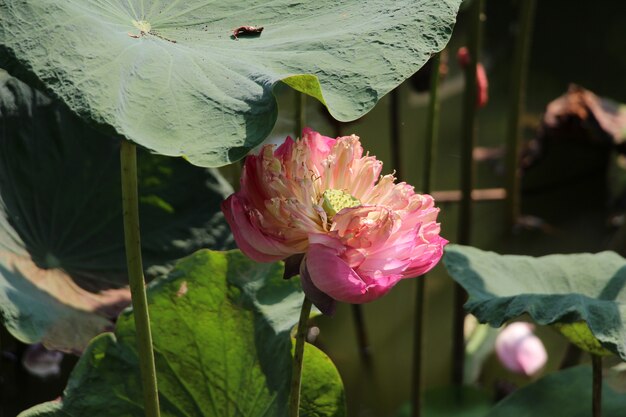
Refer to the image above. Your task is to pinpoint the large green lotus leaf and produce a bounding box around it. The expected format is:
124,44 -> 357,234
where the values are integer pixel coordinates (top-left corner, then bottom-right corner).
19,250 -> 345,417
0,69 -> 233,352
443,245 -> 626,360
486,365 -> 626,417
0,0 -> 462,167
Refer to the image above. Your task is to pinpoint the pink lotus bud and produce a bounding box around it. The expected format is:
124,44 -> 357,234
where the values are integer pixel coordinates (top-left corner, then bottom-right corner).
495,322 -> 547,376
457,47 -> 489,108
222,129 -> 447,314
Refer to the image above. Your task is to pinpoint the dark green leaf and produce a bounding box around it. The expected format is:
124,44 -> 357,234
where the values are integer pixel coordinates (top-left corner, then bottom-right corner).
19,250 -> 345,417
443,245 -> 626,360
0,0 -> 462,167
0,70 -> 233,352
486,365 -> 626,417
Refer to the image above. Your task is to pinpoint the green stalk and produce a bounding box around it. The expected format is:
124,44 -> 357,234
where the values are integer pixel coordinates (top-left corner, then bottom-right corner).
412,52 -> 442,417
289,297 -> 313,417
390,88 -> 403,180
592,355 -> 602,417
453,0 -> 484,387
295,91 -> 307,135
422,53 -> 441,197
120,140 -> 161,417
504,0 -> 537,229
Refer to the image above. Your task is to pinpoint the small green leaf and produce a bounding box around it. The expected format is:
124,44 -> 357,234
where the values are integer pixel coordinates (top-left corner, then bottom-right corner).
0,0 -> 462,167
19,250 -> 345,417
443,245 -> 626,360
486,365 -> 626,417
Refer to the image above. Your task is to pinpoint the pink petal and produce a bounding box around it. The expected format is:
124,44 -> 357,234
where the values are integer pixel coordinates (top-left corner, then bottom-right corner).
302,127 -> 336,148
306,243 -> 368,303
401,236 -> 448,278
299,256 -> 337,315
308,233 -> 345,251
301,128 -> 335,171
331,205 -> 397,252
239,151 -> 270,209
274,136 -> 295,159
221,194 -> 294,262
306,242 -> 396,304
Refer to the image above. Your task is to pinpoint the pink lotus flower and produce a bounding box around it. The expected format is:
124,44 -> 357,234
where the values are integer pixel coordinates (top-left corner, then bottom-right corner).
496,322 -> 548,376
222,129 -> 447,314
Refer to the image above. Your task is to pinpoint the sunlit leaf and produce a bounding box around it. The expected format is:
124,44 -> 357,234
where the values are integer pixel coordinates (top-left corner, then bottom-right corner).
19,250 -> 345,417
0,0 -> 462,167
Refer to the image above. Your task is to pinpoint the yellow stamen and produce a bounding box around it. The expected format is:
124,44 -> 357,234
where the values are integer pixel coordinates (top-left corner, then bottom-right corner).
322,189 -> 360,218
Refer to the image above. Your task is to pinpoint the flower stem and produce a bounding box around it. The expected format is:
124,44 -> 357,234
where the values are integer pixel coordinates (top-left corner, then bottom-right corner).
592,355 -> 602,417
412,52 -> 442,417
120,140 -> 161,417
505,0 -> 536,229
289,296 -> 313,417
454,0 -> 485,387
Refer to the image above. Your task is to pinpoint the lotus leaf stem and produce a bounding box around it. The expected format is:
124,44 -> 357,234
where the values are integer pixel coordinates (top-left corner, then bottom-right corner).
454,0 -> 485,387
390,88 -> 403,180
592,355 -> 602,417
120,140 -> 161,417
505,0 -> 537,228
412,51 -> 442,417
